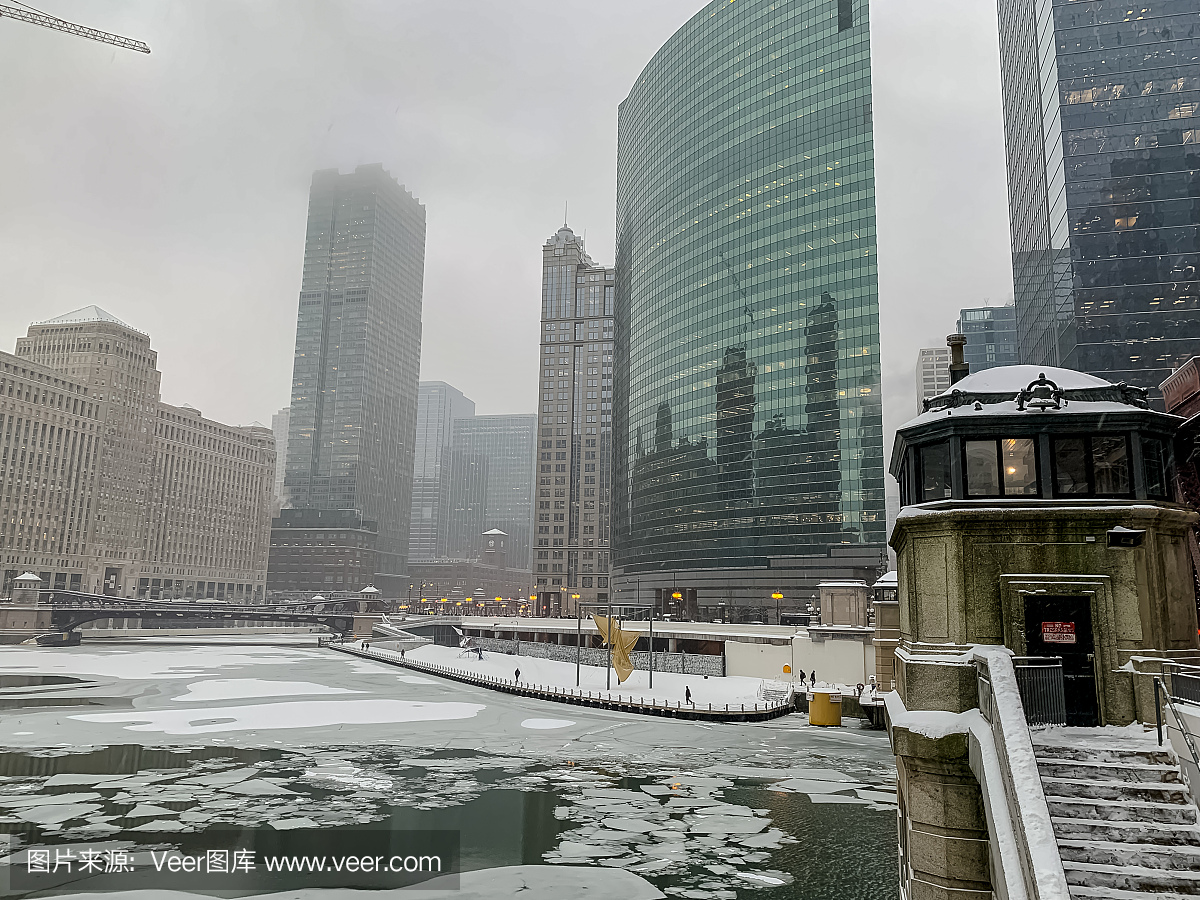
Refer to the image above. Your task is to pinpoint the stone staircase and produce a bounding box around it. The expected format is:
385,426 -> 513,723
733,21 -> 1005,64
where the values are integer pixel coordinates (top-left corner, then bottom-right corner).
1034,734 -> 1200,898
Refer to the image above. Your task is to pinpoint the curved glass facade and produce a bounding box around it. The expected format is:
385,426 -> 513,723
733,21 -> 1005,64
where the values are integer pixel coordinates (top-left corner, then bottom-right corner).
613,0 -> 885,604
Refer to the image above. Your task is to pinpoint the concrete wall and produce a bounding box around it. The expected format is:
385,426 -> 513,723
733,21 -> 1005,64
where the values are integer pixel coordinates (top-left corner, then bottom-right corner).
891,502 -> 1200,724
725,632 -> 872,685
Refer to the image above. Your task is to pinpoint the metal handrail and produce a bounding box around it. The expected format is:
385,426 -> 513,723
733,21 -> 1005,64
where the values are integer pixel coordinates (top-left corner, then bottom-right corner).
1155,676 -> 1200,773
1012,656 -> 1066,666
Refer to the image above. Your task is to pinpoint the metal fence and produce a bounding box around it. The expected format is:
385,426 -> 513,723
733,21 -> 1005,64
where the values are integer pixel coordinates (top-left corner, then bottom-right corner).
470,636 -> 726,676
1012,657 -> 1067,727
1165,662 -> 1200,705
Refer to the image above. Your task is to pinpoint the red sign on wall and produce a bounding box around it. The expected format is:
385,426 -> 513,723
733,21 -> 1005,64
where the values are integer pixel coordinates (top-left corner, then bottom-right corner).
1042,621 -> 1076,645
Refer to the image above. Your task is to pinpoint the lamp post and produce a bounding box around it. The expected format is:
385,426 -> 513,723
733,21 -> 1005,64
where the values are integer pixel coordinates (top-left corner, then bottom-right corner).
648,596 -> 654,690
606,591 -> 613,691
572,592 -> 582,686
771,591 -> 783,625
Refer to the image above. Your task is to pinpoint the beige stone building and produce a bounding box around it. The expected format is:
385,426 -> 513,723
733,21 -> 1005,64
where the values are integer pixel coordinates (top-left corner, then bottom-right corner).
533,223 -> 614,615
1,306 -> 273,600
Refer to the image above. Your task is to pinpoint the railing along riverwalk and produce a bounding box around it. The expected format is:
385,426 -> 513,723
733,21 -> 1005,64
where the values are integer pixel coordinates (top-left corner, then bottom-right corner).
319,636 -> 796,723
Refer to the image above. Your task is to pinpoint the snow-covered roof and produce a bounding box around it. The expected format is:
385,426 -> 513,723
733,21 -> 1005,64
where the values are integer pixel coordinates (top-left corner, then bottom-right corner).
899,364 -> 1161,432
948,365 -> 1111,393
873,571 -> 898,587
35,305 -> 141,332
482,528 -> 507,535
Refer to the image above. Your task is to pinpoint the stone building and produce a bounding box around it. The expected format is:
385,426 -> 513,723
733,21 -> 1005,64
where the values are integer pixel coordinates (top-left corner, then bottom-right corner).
1,306 -> 274,600
533,223 -> 614,615
144,404 -> 275,601
886,364 -> 1200,898
266,508 -> 377,597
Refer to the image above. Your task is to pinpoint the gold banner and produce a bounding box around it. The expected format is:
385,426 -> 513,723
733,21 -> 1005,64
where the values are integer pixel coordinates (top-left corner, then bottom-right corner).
592,614 -> 640,684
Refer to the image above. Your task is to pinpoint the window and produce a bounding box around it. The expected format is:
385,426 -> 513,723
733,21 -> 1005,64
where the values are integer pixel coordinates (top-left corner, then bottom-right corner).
1001,439 -> 1038,495
1052,434 -> 1131,497
1144,437 -> 1169,499
1053,438 -> 1089,495
965,441 -> 999,496
919,441 -> 951,501
969,439 -> 1036,501
1092,435 -> 1130,495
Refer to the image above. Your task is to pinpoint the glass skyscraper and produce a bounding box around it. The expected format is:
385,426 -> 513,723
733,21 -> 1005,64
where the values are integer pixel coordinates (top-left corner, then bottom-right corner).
998,0 -> 1200,396
450,414 -> 538,567
613,0 -> 886,618
278,164 -> 426,591
957,305 -> 1018,372
409,382 -> 475,562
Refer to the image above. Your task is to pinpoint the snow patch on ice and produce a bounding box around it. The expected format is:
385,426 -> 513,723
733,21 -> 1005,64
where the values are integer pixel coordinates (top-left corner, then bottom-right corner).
521,718 -> 576,730
172,679 -> 360,702
70,698 -> 485,735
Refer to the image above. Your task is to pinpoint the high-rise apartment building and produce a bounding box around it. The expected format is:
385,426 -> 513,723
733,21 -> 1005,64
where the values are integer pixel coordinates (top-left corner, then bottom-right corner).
270,406 -> 290,516
612,0 -> 887,620
3,306 -> 273,600
957,305 -> 1017,373
450,414 -> 537,566
409,382 -> 474,561
534,224 -> 614,615
276,164 -> 426,594
998,0 -> 1200,397
916,348 -> 951,415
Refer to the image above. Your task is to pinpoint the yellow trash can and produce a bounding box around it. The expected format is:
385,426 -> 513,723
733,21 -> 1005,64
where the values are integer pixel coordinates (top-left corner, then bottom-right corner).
807,687 -> 842,727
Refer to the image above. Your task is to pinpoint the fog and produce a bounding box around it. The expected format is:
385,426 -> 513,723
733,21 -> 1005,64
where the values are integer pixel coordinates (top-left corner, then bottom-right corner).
0,0 -> 1014,459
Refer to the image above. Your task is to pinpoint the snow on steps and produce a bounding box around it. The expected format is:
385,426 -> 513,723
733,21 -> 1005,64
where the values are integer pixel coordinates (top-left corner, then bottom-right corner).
1057,839 -> 1200,870
1034,732 -> 1200,897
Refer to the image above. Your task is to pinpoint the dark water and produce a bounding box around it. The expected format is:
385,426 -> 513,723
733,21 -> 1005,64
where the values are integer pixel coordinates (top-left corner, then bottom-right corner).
0,745 -> 898,899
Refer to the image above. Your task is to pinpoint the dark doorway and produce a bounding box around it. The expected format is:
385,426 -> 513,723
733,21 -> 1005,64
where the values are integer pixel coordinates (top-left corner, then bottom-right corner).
1024,595 -> 1099,726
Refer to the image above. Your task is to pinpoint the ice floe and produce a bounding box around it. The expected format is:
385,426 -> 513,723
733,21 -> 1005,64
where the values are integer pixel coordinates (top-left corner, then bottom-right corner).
520,718 -> 576,730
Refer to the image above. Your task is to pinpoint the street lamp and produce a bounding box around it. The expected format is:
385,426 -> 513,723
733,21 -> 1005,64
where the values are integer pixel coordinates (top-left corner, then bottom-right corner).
771,591 -> 783,625
572,592 -> 583,686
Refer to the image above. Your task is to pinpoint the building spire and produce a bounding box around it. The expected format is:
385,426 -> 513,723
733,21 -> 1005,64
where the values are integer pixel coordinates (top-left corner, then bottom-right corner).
563,201 -> 568,228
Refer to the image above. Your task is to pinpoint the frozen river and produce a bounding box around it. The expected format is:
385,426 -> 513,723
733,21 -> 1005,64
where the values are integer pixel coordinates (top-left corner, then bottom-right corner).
0,636 -> 898,899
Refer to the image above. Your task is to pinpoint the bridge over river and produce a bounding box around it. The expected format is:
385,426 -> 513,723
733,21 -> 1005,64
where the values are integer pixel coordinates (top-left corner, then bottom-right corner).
0,590 -> 363,643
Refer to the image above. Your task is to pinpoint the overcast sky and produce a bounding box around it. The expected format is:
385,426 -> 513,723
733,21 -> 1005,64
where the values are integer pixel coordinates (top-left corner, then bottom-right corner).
0,0 -> 1013,462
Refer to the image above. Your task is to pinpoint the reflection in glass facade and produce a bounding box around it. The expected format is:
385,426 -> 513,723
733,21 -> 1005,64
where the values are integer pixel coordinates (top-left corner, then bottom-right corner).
613,0 -> 886,616
999,0 -> 1200,397
281,165 -> 426,587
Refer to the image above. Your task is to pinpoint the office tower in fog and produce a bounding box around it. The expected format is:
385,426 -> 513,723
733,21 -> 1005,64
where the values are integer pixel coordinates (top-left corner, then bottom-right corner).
957,306 -> 1017,373
274,164 -> 425,593
451,414 -> 537,565
916,348 -> 951,414
271,406 -> 290,516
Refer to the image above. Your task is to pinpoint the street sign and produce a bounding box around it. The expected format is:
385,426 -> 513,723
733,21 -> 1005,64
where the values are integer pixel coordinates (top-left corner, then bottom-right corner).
1042,621 -> 1076,645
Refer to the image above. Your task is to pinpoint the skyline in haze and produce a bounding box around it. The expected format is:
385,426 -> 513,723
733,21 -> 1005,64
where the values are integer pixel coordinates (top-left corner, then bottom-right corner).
0,0 -> 1015,459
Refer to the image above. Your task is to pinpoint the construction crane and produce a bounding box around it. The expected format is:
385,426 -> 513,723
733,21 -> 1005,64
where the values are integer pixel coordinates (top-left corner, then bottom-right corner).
0,1 -> 150,54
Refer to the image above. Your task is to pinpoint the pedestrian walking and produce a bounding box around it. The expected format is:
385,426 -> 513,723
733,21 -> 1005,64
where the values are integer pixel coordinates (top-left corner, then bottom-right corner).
515,668 -> 521,682
685,686 -> 694,706
810,670 -> 816,685
400,648 -> 405,658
